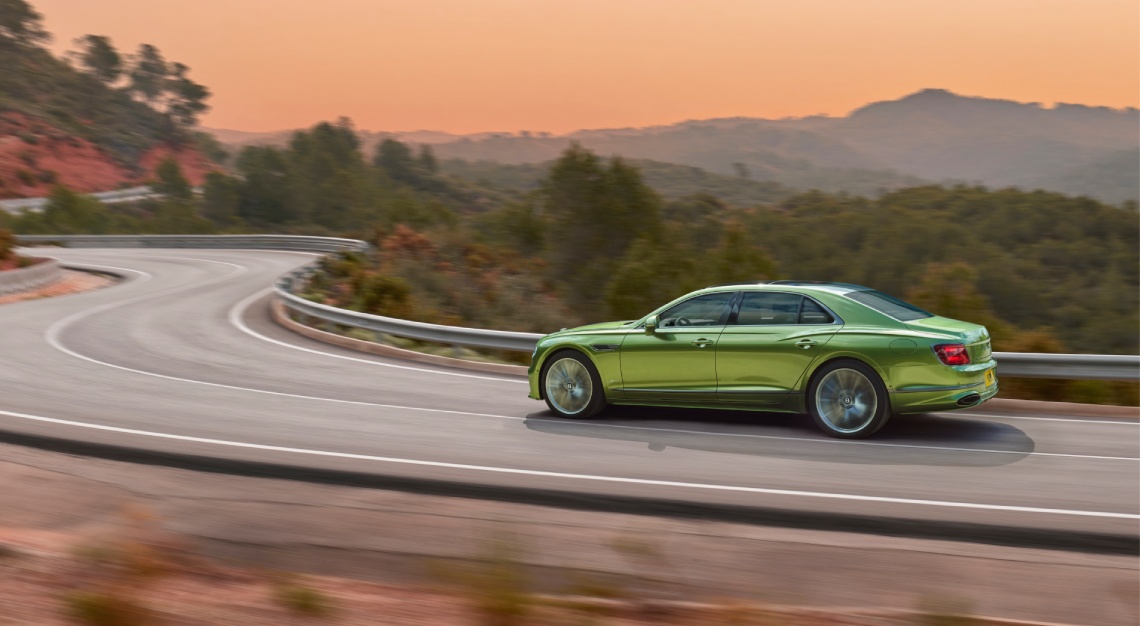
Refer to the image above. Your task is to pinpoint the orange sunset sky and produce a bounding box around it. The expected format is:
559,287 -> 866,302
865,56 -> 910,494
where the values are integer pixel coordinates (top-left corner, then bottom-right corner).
34,0 -> 1140,134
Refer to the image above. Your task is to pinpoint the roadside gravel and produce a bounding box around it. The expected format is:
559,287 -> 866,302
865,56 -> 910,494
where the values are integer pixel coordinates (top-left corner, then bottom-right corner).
0,443 -> 1134,625
0,269 -> 114,305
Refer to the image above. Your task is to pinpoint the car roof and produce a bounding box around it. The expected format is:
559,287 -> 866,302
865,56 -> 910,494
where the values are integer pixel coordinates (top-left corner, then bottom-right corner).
704,280 -> 870,295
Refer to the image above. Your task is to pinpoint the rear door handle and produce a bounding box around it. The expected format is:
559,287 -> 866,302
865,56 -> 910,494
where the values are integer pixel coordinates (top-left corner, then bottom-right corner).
795,339 -> 818,349
691,338 -> 715,348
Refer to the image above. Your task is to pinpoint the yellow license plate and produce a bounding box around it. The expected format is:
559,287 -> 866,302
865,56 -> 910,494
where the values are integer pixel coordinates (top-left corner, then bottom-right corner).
984,369 -> 996,387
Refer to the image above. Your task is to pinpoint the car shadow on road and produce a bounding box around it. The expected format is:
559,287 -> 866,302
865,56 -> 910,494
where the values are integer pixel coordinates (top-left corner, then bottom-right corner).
523,406 -> 1035,467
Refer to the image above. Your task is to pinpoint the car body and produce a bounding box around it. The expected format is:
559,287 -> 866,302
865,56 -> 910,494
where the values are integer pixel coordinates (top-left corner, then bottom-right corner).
527,281 -> 998,438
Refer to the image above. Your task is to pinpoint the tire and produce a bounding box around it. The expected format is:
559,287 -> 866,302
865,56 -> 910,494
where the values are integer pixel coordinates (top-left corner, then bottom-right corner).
540,350 -> 607,419
807,359 -> 890,439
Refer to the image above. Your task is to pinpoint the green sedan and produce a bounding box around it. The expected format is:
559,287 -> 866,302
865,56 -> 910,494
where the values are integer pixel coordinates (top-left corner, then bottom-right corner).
528,281 -> 998,438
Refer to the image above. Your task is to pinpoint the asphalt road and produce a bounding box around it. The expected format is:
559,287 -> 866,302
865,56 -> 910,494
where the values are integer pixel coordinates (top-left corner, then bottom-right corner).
2,249 -> 1137,546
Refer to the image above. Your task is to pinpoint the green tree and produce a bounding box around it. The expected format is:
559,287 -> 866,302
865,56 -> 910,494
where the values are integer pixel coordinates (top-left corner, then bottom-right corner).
374,139 -> 418,185
706,221 -> 778,284
605,228 -> 701,319
153,157 -> 193,201
165,62 -> 210,127
234,146 -> 292,225
0,0 -> 48,47
286,119 -> 371,228
905,262 -> 1010,340
201,172 -> 241,226
74,34 -> 122,84
150,201 -> 214,234
662,194 -> 726,249
541,144 -> 662,317
480,198 -> 545,257
38,186 -> 109,234
128,43 -> 168,105
418,145 -> 439,174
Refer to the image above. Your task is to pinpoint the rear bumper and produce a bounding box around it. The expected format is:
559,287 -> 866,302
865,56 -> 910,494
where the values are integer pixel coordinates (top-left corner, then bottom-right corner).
891,381 -> 999,414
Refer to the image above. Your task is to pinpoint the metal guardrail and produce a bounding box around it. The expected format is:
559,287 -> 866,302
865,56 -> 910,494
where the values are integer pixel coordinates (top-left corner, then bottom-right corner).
0,257 -> 61,295
1,186 -> 156,213
0,186 -> 208,214
17,234 -> 369,253
13,233 -> 1140,379
275,265 -> 543,352
990,352 -> 1139,381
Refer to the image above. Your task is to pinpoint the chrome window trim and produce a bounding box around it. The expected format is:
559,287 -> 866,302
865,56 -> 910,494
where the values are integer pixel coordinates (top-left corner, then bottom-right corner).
727,291 -> 845,327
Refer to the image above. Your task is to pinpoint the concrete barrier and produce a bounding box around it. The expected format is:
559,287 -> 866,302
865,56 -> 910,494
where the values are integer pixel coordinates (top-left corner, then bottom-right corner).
0,258 -> 61,295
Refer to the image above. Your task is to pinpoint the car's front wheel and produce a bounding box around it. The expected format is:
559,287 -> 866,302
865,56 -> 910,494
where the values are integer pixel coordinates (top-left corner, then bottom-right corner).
541,350 -> 606,419
807,360 -> 890,438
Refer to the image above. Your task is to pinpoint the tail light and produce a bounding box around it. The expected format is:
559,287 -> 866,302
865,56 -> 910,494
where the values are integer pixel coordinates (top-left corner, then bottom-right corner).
933,343 -> 970,366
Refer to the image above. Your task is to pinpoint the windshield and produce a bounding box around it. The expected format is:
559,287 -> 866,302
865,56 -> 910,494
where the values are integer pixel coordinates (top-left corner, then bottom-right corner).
846,290 -> 933,321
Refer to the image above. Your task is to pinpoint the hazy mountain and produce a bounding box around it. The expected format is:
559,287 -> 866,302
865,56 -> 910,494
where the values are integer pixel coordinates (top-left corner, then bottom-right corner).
207,89 -> 1138,203
428,89 -> 1137,202
831,89 -> 1138,189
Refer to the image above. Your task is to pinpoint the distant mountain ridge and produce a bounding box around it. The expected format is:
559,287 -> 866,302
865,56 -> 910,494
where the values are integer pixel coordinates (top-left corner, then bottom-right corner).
206,89 -> 1139,203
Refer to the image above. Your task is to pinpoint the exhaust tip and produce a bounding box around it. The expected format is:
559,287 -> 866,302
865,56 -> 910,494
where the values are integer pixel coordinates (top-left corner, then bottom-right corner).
956,393 -> 982,407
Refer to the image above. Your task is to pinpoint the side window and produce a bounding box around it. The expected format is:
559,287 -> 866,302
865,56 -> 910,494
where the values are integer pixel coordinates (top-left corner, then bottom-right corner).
733,292 -> 835,325
658,292 -> 734,328
799,298 -> 835,324
735,292 -> 801,325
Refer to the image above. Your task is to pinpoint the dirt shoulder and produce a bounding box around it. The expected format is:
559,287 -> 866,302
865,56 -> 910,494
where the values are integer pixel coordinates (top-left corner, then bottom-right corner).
0,269 -> 115,305
0,442 -> 1134,625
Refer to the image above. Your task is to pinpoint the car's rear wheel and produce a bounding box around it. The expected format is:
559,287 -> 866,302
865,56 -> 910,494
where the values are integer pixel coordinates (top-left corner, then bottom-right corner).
541,351 -> 607,419
807,360 -> 890,438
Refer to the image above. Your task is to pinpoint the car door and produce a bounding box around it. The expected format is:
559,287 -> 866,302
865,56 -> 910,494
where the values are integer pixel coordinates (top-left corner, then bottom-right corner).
716,292 -> 841,405
619,291 -> 736,403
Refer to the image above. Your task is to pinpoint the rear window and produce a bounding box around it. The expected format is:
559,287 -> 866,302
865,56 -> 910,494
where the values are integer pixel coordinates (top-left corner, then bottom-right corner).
845,290 -> 933,321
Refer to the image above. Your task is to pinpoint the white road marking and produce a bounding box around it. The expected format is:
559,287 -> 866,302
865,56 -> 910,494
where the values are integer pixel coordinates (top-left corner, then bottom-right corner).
0,407 -> 1135,520
41,258 -> 521,420
962,412 -> 1139,425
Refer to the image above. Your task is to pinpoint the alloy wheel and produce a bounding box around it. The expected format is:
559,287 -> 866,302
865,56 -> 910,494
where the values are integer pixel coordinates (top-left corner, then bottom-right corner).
814,367 -> 879,434
545,357 -> 594,415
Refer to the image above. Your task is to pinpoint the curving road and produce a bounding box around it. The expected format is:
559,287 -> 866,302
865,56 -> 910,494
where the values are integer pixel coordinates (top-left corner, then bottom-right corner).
2,249 -> 1137,548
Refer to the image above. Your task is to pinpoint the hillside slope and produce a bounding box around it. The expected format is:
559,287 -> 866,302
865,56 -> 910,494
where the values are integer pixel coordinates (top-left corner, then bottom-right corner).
0,32 -> 214,197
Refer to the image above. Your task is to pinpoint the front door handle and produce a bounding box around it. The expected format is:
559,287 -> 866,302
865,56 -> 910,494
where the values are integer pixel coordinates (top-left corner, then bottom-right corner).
691,338 -> 715,348
795,339 -> 818,349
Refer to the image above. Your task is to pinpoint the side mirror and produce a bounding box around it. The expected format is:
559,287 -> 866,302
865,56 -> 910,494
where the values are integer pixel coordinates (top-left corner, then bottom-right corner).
644,315 -> 657,335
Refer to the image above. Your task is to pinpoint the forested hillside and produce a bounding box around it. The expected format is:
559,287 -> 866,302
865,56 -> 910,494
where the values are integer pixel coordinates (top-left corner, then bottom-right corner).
440,158 -> 795,206
0,0 -> 217,196
7,126 -> 1136,365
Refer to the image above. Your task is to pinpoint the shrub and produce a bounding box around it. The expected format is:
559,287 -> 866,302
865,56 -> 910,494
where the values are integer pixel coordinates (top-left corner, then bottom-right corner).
0,229 -> 14,261
271,575 -> 334,617
63,590 -> 150,626
433,533 -> 533,626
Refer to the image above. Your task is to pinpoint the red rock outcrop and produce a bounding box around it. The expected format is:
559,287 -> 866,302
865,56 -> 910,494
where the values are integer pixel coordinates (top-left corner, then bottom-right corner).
0,112 -> 215,199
